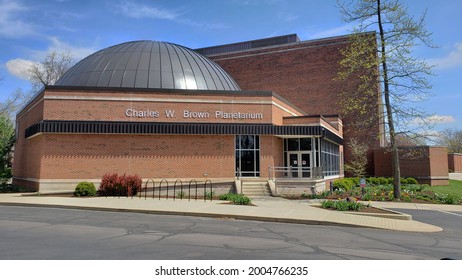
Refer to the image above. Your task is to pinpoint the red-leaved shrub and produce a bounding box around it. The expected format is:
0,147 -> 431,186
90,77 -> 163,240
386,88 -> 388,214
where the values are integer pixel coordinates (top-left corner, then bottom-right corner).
98,173 -> 141,196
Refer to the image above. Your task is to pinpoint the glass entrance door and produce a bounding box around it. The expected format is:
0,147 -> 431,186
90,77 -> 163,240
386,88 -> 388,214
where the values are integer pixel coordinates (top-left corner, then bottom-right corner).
301,153 -> 311,178
287,152 -> 311,178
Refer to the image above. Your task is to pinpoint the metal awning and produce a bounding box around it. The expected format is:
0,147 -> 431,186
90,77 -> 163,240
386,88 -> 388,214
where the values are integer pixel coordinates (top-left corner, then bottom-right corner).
25,120 -> 343,145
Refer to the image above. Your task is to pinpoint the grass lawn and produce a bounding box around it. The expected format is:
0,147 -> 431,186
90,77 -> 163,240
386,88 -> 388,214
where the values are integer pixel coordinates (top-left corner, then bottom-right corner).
425,180 -> 462,197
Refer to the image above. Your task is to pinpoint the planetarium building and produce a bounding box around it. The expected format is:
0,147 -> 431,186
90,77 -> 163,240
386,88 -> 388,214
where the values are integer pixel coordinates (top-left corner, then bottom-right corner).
13,37 -> 344,193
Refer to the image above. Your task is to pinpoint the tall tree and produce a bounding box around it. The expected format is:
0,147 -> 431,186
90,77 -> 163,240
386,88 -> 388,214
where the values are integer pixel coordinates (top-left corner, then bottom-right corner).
337,0 -> 434,199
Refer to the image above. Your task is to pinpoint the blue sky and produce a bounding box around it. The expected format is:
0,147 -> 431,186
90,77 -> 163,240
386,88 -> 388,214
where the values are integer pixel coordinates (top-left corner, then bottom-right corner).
1,0 -> 461,131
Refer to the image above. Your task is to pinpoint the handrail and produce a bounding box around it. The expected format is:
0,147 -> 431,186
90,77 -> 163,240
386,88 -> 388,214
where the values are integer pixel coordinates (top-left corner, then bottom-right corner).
268,166 -> 323,180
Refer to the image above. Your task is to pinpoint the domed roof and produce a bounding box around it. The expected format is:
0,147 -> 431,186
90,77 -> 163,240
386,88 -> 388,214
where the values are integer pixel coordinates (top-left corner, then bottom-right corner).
55,40 -> 240,91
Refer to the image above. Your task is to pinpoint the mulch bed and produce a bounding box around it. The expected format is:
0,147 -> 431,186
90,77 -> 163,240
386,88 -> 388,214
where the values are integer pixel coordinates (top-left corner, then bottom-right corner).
312,204 -> 394,214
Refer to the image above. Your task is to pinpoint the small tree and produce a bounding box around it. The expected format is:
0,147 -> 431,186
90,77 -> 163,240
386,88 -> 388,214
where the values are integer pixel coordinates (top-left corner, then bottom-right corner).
337,0 -> 435,199
344,138 -> 368,177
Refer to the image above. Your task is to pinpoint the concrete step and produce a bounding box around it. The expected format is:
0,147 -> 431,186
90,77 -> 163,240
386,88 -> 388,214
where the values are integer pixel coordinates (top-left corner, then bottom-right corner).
241,181 -> 271,196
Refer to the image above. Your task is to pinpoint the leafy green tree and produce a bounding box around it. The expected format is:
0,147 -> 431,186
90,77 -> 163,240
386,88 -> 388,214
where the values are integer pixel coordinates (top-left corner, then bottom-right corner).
337,0 -> 435,199
0,114 -> 15,185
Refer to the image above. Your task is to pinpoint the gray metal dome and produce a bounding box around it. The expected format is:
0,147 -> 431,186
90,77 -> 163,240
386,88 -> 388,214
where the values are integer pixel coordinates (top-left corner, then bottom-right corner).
55,40 -> 240,91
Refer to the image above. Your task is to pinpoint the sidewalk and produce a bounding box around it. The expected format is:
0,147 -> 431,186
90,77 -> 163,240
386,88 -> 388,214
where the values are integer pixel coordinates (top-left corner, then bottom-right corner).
1,193 -> 452,233
449,172 -> 462,181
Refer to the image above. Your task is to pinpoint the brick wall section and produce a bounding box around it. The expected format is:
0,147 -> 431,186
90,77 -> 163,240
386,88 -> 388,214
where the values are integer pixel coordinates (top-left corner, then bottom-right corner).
206,35 -> 383,174
40,134 -> 235,179
13,95 -> 45,183
19,134 -> 283,185
448,153 -> 462,172
374,146 -> 449,186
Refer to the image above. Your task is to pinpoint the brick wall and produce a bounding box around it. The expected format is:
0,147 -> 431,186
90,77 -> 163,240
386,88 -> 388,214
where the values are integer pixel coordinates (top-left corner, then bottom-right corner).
374,146 -> 449,186
40,134 -> 235,179
14,88 -> 322,191
206,35 -> 383,174
448,153 -> 462,172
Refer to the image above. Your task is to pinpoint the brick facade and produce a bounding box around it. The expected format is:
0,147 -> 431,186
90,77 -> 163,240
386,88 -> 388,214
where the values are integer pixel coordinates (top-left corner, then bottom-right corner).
448,153 -> 462,173
13,86 -> 342,191
374,147 -> 449,186
200,34 -> 384,174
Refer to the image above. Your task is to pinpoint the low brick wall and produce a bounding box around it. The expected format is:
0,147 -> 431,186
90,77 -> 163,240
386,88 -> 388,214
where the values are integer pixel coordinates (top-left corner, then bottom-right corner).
374,146 -> 449,186
448,153 -> 462,173
274,180 -> 328,197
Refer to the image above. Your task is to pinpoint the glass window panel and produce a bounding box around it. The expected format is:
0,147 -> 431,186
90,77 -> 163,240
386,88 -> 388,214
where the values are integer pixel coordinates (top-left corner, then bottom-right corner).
235,150 -> 240,175
300,138 -> 312,151
240,151 -> 254,172
287,139 -> 299,151
235,135 -> 260,177
255,150 -> 260,172
240,135 -> 255,149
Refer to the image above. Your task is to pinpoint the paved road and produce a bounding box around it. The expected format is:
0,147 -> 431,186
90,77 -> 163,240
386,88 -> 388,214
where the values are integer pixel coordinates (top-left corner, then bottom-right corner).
0,205 -> 460,260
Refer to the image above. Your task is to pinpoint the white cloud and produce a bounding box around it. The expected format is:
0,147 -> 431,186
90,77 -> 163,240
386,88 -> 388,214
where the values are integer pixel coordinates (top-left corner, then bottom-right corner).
5,37 -> 96,80
5,58 -> 34,80
428,115 -> 456,124
307,23 -> 354,39
0,0 -> 35,37
413,114 -> 456,125
113,1 -> 227,30
114,0 -> 181,20
429,42 -> 462,70
43,36 -> 96,60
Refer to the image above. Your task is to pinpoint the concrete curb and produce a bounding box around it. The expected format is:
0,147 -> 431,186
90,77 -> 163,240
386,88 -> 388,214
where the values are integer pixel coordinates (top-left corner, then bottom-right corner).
344,207 -> 412,221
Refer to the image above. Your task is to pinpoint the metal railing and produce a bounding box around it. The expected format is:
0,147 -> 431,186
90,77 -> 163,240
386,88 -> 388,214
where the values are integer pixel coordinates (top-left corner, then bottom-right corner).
107,179 -> 214,201
268,166 -> 323,180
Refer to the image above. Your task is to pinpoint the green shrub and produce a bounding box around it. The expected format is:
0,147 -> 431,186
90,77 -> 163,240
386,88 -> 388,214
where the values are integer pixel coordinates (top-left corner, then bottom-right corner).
219,193 -> 235,200
333,179 -> 356,191
176,191 -> 186,199
232,194 -> 252,205
366,177 -> 380,186
300,192 -> 310,199
311,190 -> 331,199
218,193 -> 251,205
402,184 -> 424,192
401,177 -> 418,185
344,177 -> 360,186
321,200 -> 369,211
377,177 -> 389,185
74,182 -> 96,197
205,191 -> 215,199
436,194 -> 460,205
